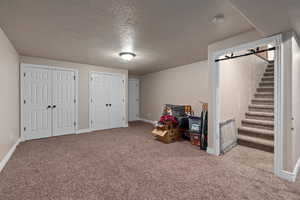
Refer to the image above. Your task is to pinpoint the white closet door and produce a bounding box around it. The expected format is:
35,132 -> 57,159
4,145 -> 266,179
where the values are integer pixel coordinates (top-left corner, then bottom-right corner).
128,79 -> 139,121
24,67 -> 52,140
110,75 -> 124,128
52,70 -> 76,136
91,73 -> 110,130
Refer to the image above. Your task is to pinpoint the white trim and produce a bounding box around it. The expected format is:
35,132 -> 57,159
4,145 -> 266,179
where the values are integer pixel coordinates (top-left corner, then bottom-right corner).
206,147 -> 218,155
278,170 -> 296,182
89,71 -> 128,132
76,128 -> 93,134
20,63 -> 79,141
211,34 -> 284,178
0,138 -> 21,172
292,157 -> 300,181
138,118 -> 157,125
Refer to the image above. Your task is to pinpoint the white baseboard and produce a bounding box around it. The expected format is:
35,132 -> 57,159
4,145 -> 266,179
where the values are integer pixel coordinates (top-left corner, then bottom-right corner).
138,118 -> 157,125
278,170 -> 295,182
292,157 -> 300,181
0,138 -> 21,172
206,147 -> 218,156
76,128 -> 92,134
276,158 -> 300,182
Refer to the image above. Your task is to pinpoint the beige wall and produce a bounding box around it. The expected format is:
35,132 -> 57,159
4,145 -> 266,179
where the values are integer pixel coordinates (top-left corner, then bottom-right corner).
140,61 -> 209,121
0,28 -> 20,161
20,56 -> 128,129
292,33 -> 300,170
281,32 -> 293,171
220,55 -> 267,126
207,30 -> 262,151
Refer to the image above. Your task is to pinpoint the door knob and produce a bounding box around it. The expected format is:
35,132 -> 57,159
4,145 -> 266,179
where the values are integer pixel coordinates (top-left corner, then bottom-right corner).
52,105 -> 56,109
106,104 -> 108,107
47,105 -> 51,109
109,104 -> 111,107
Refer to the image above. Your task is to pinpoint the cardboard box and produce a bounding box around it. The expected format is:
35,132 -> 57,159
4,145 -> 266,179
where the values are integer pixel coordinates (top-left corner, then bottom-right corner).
152,122 -> 181,143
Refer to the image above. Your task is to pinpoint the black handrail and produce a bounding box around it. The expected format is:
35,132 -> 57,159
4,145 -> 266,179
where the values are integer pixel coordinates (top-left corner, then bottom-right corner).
215,47 -> 276,62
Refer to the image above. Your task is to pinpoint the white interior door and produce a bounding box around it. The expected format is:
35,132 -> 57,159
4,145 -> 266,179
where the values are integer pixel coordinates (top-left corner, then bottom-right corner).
52,70 -> 76,136
90,73 -> 110,130
110,75 -> 124,128
24,67 -> 52,140
128,79 -> 139,121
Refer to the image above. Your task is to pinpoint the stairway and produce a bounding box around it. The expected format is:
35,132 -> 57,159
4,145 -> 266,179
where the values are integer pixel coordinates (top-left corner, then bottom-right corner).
237,63 -> 274,153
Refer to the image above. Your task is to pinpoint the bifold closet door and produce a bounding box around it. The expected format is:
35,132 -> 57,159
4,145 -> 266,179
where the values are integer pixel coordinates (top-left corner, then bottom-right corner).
90,73 -> 124,130
24,67 -> 52,140
90,73 -> 111,130
110,75 -> 124,128
52,70 -> 76,136
128,79 -> 139,121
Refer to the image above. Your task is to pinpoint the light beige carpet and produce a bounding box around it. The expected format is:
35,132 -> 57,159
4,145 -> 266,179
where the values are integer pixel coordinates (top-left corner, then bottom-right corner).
0,122 -> 299,200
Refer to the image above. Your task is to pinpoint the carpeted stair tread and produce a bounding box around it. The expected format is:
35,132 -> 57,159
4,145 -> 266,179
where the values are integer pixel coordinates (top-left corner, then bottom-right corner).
249,104 -> 274,113
242,119 -> 274,126
238,126 -> 274,137
238,135 -> 274,152
254,92 -> 274,98
259,82 -> 274,87
252,98 -> 274,105
257,87 -> 274,92
263,72 -> 274,76
249,104 -> 274,109
241,119 -> 274,130
246,111 -> 274,117
262,77 -> 274,81
252,98 -> 274,101
238,135 -> 274,146
255,92 -> 274,95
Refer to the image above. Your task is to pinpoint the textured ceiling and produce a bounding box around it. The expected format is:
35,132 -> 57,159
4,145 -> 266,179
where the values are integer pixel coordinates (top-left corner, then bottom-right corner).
228,0 -> 300,37
0,0 -> 254,75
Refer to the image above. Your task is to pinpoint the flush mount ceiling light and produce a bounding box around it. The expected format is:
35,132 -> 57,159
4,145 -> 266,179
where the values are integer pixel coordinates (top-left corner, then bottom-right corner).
119,52 -> 136,61
212,14 -> 225,24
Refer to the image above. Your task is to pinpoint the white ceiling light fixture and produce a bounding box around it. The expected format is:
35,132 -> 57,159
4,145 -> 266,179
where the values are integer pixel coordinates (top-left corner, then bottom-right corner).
119,52 -> 136,61
212,14 -> 225,24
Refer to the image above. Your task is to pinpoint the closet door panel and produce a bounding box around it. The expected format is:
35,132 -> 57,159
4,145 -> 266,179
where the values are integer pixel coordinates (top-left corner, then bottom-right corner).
52,70 -> 76,136
110,75 -> 124,128
91,73 -> 110,130
128,80 -> 139,121
24,67 -> 52,140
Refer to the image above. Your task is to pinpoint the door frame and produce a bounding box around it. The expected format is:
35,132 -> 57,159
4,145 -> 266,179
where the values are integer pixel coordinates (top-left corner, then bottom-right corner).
20,63 -> 79,141
128,78 -> 140,121
210,34 -> 284,178
89,71 -> 127,131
